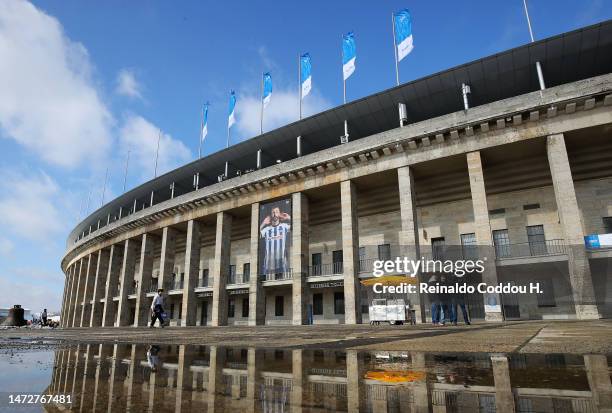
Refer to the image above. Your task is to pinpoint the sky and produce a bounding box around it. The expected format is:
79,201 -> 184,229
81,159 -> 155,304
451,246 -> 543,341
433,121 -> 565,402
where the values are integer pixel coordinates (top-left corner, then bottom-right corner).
0,0 -> 611,314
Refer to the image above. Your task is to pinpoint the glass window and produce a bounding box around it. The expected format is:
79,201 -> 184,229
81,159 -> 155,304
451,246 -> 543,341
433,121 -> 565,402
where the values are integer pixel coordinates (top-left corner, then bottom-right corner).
527,225 -> 547,256
313,293 -> 323,315
228,265 -> 236,284
332,250 -> 343,274
460,233 -> 477,259
603,217 -> 612,233
493,229 -> 510,258
228,299 -> 235,318
431,237 -> 445,260
377,244 -> 391,261
275,296 -> 284,316
202,269 -> 209,286
311,253 -> 322,276
334,292 -> 345,315
243,263 -> 250,283
359,247 -> 366,272
242,298 -> 249,318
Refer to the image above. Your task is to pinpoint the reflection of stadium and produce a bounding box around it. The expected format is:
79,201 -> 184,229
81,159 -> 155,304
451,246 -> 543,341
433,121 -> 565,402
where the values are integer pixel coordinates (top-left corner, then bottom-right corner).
60,22 -> 612,328
45,344 -> 612,412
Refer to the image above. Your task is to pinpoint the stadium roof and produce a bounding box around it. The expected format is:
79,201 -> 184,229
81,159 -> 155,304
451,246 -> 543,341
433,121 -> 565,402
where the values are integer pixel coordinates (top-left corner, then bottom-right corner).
72,19 -> 612,243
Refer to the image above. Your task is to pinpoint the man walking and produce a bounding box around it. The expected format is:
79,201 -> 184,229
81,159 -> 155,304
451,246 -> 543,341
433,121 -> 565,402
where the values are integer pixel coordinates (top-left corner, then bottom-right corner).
41,309 -> 48,326
150,289 -> 165,328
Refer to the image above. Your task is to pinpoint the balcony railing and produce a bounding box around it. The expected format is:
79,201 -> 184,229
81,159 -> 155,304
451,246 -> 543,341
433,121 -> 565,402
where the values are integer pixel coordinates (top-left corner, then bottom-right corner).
227,272 -> 250,285
263,271 -> 293,281
494,239 -> 567,259
308,262 -> 343,276
197,278 -> 213,288
147,281 -> 159,293
169,280 -> 184,291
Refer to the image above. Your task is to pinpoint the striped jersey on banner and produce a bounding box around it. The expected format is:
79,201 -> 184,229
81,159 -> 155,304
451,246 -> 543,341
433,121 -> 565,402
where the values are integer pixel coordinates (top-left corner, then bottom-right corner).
260,223 -> 291,274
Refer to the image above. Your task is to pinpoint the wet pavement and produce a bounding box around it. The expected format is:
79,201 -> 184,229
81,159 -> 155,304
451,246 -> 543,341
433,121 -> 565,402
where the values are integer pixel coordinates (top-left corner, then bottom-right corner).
0,339 -> 611,412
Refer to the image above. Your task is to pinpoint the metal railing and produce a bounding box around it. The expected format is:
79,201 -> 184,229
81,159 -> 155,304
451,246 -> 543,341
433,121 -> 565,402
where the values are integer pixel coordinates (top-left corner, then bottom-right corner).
197,278 -> 213,288
495,239 -> 567,259
263,271 -> 293,281
308,262 -> 343,276
227,272 -> 250,285
169,279 -> 184,291
147,281 -> 159,293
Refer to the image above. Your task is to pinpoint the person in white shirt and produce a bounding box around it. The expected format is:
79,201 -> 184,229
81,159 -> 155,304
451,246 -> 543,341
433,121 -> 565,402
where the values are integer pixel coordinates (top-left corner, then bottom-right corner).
150,289 -> 165,328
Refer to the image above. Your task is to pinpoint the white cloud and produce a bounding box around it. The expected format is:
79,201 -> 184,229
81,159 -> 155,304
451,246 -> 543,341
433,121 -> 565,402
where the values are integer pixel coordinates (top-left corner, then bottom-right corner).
235,88 -> 331,139
116,68 -> 143,100
0,170 -> 66,242
0,273 -> 62,313
0,238 -> 14,257
118,114 -> 192,182
0,0 -> 112,168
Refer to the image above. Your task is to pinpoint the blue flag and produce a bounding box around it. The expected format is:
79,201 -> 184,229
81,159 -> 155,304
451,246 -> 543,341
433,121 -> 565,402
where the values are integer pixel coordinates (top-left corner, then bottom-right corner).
201,104 -> 208,141
228,90 -> 236,129
300,53 -> 312,98
394,9 -> 414,61
262,73 -> 272,108
342,32 -> 356,80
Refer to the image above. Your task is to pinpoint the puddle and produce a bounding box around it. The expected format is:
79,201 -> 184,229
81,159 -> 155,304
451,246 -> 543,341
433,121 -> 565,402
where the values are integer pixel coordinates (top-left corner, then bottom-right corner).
0,341 -> 610,412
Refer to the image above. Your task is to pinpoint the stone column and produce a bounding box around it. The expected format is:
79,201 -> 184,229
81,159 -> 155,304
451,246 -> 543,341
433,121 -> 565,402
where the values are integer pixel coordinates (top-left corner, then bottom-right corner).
79,253 -> 97,327
211,212 -> 232,326
397,166 -> 425,323
246,348 -> 262,411
61,268 -> 73,327
136,234 -> 157,327
207,345 -> 226,413
248,203 -> 265,326
584,354 -> 612,411
158,227 -> 177,291
71,259 -> 85,327
117,238 -> 138,326
182,220 -> 202,326
411,352 -> 429,413
467,151 -> 503,321
547,133 -> 601,319
102,244 -> 123,327
125,345 -> 140,412
341,180 -> 361,324
79,344 -> 93,412
346,350 -> 361,412
491,355 -> 515,413
290,349 -> 305,412
292,192 -> 310,325
175,345 -> 194,412
90,248 -> 110,327
60,272 -> 69,328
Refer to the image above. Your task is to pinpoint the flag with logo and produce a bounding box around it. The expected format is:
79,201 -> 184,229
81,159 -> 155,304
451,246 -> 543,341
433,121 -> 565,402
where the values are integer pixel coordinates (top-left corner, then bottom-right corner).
262,73 -> 272,108
342,32 -> 356,80
201,104 -> 208,141
394,9 -> 414,61
228,90 -> 236,129
300,53 -> 312,98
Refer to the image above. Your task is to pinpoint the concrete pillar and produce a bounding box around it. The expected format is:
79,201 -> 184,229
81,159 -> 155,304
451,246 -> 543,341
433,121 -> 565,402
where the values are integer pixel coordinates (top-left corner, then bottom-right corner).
341,180 -> 361,324
584,354 -> 612,411
292,192 -> 310,325
59,272 -> 69,328
117,238 -> 138,326
207,346 -> 226,413
175,345 -> 194,412
346,350 -> 361,412
411,352 -> 429,413
290,349 -> 305,412
547,133 -> 601,319
79,344 -> 93,412
211,212 -> 232,326
125,345 -> 139,413
182,220 -> 202,326
90,248 -> 110,327
491,355 -> 515,413
158,227 -> 177,291
79,253 -> 97,327
69,344 -> 81,406
93,344 -> 111,411
467,151 -> 503,321
71,259 -> 85,327
397,166 -> 425,323
246,348 -> 262,411
248,203 -> 265,326
135,234 -> 156,327
61,268 -> 73,327
102,244 -> 123,327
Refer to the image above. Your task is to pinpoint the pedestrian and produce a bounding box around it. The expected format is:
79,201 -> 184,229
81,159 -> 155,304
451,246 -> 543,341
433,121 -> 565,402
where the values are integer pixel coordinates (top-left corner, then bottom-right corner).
439,275 -> 452,326
41,309 -> 48,326
147,345 -> 162,372
150,289 -> 165,328
428,274 -> 441,325
451,287 -> 471,325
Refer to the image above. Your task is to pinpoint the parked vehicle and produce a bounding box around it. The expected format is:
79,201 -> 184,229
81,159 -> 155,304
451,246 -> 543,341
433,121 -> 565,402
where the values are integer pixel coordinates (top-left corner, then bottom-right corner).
369,299 -> 415,325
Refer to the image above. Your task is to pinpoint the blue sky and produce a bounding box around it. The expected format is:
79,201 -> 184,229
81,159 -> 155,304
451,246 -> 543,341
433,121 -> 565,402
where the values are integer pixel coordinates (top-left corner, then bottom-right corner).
0,0 -> 611,313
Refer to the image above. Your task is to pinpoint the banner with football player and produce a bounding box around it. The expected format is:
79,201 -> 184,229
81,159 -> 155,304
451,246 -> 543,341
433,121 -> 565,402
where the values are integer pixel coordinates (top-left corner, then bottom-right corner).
258,198 -> 292,279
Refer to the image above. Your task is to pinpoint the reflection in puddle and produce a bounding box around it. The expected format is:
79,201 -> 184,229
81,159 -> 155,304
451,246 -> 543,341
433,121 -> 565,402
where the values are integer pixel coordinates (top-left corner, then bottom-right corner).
36,343 -> 612,412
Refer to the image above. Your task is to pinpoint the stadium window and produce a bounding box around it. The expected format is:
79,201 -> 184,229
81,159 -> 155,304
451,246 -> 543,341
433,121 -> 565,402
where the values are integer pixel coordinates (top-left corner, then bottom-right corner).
460,233 -> 477,259
603,217 -> 612,233
377,244 -> 391,260
536,278 -> 556,307
242,298 -> 249,318
228,298 -> 235,318
527,225 -> 547,256
332,250 -> 343,274
334,292 -> 345,315
275,296 -> 284,316
493,229 -> 511,258
312,253 -> 322,276
313,293 -> 323,315
243,263 -> 250,283
431,237 -> 445,260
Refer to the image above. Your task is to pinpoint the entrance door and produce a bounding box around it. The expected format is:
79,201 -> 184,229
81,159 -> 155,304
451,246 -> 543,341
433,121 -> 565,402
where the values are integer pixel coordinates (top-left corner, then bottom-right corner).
200,302 -> 208,326
502,281 -> 521,319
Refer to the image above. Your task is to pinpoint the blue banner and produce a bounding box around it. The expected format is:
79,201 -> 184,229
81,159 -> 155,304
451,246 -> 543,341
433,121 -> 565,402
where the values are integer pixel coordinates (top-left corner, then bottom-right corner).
263,73 -> 272,108
228,90 -> 236,129
394,9 -> 414,61
300,53 -> 312,98
342,32 -> 356,80
201,104 -> 208,141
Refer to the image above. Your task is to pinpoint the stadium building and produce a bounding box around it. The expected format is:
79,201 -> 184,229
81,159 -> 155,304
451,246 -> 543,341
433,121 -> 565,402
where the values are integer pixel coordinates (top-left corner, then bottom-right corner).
60,21 -> 612,328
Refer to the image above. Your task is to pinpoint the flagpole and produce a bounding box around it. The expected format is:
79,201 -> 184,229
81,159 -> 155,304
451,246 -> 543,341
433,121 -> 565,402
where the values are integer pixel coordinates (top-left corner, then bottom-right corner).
154,129 -> 161,178
523,0 -> 546,92
199,105 -> 203,159
391,12 -> 400,86
101,167 -> 109,206
342,35 -> 346,105
260,73 -> 264,135
122,150 -> 130,192
227,124 -> 230,148
298,54 -> 302,119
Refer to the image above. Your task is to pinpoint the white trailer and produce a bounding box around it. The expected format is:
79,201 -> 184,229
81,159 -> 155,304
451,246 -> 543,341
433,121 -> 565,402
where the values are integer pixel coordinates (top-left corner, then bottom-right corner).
369,299 -> 415,325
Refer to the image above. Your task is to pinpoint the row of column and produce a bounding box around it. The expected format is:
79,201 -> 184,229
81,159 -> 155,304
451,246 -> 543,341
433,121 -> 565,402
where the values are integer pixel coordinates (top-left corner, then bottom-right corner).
61,132 -> 599,326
